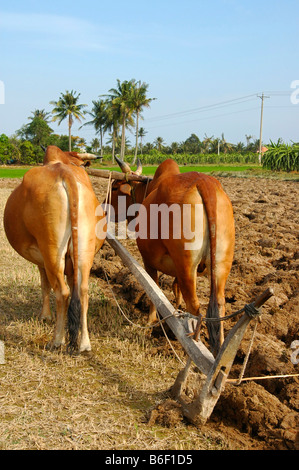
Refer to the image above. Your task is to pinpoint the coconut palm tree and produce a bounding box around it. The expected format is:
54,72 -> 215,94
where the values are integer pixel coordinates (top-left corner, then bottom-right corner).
154,136 -> 165,152
80,99 -> 107,157
131,81 -> 155,163
202,134 -> 214,153
138,127 -> 147,155
170,141 -> 179,154
91,138 -> 100,154
102,97 -> 121,163
28,109 -> 51,123
50,90 -> 87,151
105,79 -> 135,161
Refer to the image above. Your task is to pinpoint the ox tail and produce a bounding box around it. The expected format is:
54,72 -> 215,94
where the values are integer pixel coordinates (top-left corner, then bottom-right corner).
62,168 -> 81,353
196,176 -> 220,356
67,288 -> 81,354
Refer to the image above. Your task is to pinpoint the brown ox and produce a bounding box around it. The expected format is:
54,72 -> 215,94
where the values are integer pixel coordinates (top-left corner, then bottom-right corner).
4,146 -> 106,352
109,158 -> 235,355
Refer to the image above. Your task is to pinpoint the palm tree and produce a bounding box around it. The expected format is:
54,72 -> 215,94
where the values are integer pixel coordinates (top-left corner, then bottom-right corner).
170,142 -> 179,154
80,99 -> 107,157
245,134 -> 253,147
235,141 -> 245,153
29,109 -> 51,123
91,138 -> 100,154
138,127 -> 147,155
202,134 -> 214,153
154,136 -> 165,152
102,97 -> 121,163
220,133 -> 234,154
131,81 -> 155,163
50,90 -> 87,151
105,79 -> 135,160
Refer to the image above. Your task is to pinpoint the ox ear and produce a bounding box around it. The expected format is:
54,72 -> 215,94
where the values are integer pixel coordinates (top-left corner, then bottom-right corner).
119,183 -> 132,196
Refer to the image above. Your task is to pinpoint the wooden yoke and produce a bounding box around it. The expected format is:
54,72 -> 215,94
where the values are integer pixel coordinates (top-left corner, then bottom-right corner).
86,168 -> 152,184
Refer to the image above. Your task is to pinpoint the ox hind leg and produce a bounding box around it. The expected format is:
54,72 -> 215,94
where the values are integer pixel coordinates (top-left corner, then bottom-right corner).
43,264 -> 70,349
172,278 -> 183,309
77,266 -> 92,353
38,267 -> 53,322
64,256 -> 92,353
214,261 -> 233,347
175,269 -> 200,317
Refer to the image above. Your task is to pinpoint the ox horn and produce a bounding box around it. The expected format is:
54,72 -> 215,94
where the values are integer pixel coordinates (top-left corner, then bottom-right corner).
79,152 -> 98,160
133,158 -> 143,176
115,155 -> 131,174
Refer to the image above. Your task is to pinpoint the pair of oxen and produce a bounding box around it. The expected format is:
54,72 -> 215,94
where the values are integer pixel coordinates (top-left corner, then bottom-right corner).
4,146 -> 234,356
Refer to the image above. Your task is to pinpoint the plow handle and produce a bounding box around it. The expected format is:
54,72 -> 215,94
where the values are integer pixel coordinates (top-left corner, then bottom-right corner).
252,287 -> 274,309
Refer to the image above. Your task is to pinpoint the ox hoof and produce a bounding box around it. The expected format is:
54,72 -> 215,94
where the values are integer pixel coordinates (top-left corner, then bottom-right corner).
47,338 -> 65,351
39,312 -> 53,323
79,344 -> 91,353
39,316 -> 53,324
46,343 -> 63,352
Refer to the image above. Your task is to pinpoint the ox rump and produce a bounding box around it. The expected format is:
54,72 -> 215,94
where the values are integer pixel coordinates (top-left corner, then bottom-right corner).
4,146 -> 106,353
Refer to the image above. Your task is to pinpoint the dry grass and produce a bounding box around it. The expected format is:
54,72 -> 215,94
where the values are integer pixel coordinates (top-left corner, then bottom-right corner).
0,182 -> 226,450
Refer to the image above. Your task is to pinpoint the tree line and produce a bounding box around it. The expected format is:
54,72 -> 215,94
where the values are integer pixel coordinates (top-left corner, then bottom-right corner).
1,78 -> 295,169
0,79 -> 156,165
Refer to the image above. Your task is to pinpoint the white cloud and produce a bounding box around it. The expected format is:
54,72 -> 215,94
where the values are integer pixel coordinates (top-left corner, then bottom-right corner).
0,11 -> 94,34
0,11 -> 110,51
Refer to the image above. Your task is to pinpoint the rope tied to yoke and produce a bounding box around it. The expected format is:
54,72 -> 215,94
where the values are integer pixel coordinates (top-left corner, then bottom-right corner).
176,301 -> 261,324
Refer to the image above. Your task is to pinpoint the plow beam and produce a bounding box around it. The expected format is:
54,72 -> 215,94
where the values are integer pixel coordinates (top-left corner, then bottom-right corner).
105,231 -> 274,425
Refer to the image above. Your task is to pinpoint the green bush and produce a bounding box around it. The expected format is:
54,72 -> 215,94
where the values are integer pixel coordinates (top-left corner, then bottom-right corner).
262,140 -> 299,172
0,134 -> 21,164
19,141 -> 37,164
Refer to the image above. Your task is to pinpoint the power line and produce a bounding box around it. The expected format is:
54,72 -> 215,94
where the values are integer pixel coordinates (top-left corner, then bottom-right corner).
146,106 -> 261,130
145,94 -> 258,122
144,91 -> 292,123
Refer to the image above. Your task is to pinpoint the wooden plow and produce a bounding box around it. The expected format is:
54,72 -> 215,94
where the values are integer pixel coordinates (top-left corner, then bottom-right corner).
106,231 -> 274,426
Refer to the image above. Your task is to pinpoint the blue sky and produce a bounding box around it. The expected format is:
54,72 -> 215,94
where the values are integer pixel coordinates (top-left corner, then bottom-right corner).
0,0 -> 298,147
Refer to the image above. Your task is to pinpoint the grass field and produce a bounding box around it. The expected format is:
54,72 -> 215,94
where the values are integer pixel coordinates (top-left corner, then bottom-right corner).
103,164 -> 257,175
0,163 -> 297,180
0,164 -> 256,178
0,168 -> 30,178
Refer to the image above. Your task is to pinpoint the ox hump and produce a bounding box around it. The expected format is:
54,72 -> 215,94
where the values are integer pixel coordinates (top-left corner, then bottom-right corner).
43,146 -> 70,165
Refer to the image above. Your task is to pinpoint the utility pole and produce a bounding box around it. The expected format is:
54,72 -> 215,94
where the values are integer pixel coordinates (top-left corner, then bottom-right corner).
257,93 -> 269,164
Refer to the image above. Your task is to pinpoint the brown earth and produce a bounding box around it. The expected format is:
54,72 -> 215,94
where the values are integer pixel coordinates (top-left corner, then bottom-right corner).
0,173 -> 298,450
